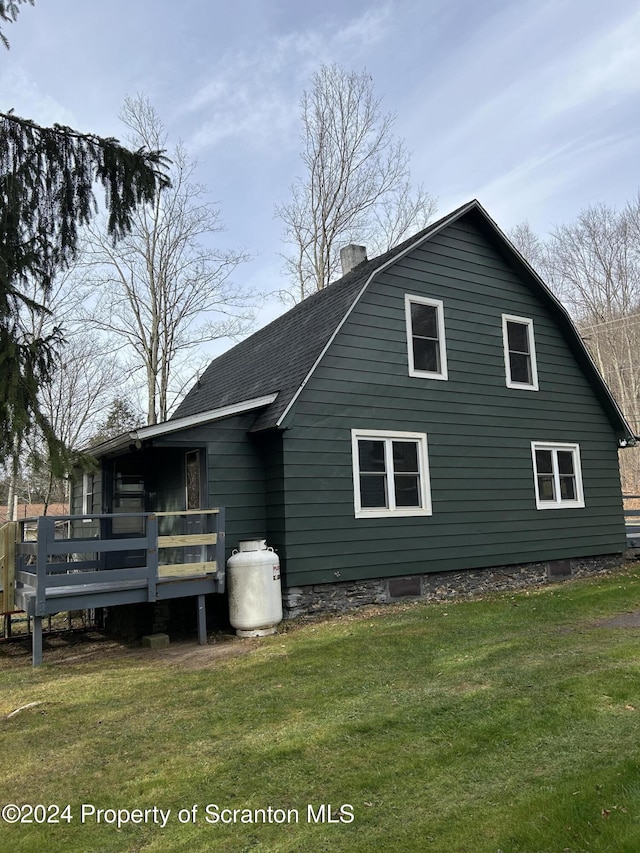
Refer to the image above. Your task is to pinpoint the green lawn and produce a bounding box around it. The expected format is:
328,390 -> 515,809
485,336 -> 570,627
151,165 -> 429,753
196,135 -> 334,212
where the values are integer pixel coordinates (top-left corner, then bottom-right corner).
2,567 -> 640,852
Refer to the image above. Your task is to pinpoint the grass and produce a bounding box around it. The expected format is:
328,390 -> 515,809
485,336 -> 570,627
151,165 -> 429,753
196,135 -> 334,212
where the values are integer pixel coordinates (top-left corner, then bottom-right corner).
1,567 -> 640,852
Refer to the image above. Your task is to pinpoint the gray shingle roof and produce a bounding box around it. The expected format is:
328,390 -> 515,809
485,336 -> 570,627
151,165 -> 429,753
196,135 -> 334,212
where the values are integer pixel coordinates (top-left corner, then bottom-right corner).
172,205 -> 464,430
171,262 -> 367,430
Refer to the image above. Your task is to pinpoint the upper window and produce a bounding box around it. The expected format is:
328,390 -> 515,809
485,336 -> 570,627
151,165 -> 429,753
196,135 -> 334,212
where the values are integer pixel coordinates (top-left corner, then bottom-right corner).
502,315 -> 538,390
405,295 -> 448,380
531,442 -> 584,509
351,429 -> 432,518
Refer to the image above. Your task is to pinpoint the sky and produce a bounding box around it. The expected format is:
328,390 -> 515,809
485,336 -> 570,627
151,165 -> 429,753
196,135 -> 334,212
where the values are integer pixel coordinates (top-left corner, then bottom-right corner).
4,0 -> 640,337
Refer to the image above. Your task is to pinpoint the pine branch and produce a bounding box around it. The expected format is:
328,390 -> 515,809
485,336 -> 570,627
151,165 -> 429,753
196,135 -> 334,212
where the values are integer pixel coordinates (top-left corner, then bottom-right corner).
0,109 -> 171,469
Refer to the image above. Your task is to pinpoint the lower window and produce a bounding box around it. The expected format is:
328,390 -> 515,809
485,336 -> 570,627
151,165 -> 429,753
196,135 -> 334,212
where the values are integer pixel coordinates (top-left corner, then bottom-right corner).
351,430 -> 432,518
531,442 -> 584,509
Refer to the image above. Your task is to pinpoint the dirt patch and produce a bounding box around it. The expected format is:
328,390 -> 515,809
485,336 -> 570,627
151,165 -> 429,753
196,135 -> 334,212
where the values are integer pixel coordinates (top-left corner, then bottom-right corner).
132,634 -> 263,669
591,610 -> 640,629
0,629 -> 261,670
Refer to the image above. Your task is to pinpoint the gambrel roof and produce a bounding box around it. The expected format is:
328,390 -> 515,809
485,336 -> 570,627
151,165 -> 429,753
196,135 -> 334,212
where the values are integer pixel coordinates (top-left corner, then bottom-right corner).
172,200 -> 635,442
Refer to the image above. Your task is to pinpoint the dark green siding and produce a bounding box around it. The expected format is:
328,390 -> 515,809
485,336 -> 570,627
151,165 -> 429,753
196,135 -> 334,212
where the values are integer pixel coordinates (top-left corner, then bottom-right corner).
257,430 -> 286,561
206,416 -> 267,557
278,218 -> 626,586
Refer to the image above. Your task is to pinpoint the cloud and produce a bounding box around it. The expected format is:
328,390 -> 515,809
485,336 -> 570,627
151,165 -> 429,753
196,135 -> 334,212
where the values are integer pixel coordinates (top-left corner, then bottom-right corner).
402,0 -> 640,232
0,67 -> 78,126
541,7 -> 640,117
182,3 -> 396,153
455,131 -> 639,231
334,3 -> 393,50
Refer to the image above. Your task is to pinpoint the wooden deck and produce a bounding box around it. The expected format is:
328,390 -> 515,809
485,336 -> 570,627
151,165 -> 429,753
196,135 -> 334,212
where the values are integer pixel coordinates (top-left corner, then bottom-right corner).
1,508 -> 225,665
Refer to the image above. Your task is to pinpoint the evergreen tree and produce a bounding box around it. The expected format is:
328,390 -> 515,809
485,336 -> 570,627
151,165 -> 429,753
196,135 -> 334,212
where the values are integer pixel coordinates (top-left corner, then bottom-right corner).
92,398 -> 143,444
0,109 -> 170,470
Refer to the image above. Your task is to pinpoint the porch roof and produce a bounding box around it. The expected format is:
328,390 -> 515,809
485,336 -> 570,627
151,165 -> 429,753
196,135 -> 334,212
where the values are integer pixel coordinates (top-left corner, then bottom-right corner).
87,394 -> 278,457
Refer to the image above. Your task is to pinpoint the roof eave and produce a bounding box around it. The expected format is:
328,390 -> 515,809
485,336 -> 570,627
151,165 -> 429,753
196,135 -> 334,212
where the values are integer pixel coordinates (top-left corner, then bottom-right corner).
86,394 -> 279,458
471,204 -> 636,443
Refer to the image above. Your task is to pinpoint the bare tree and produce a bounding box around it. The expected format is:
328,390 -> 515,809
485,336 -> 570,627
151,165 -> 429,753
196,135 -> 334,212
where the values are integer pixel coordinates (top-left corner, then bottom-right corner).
507,220 -> 549,274
545,203 -> 640,491
3,266 -> 125,514
31,334 -> 123,510
276,65 -> 436,301
84,95 -> 253,425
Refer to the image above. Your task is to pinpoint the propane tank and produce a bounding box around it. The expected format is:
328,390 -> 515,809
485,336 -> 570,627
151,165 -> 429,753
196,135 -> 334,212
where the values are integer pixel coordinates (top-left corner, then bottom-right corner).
227,539 -> 283,636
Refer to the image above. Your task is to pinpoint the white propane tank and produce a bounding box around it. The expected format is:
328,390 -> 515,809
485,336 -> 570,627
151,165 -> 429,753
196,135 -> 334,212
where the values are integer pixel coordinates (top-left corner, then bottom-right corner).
227,539 -> 283,637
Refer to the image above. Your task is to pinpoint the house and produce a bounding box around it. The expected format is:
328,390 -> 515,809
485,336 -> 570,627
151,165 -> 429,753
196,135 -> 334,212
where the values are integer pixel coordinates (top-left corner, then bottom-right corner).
0,503 -> 69,524
79,200 -> 635,618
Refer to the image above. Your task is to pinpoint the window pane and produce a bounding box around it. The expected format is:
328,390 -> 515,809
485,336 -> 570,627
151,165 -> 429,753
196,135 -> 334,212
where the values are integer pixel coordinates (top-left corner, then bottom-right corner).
537,474 -> 556,501
360,473 -> 388,508
186,451 -> 201,510
411,303 -> 438,339
535,449 -> 553,475
358,439 -> 385,472
392,441 -> 418,473
559,476 -> 576,500
413,338 -> 440,373
507,321 -> 529,353
557,451 -> 575,476
394,474 -> 420,507
536,450 -> 553,474
509,352 -> 531,384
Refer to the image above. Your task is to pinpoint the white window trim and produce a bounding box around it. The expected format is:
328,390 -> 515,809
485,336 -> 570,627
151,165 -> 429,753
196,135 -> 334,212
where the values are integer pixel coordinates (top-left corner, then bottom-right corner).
351,429 -> 432,519
405,294 -> 448,381
531,441 -> 585,510
502,314 -> 539,391
81,472 -> 93,518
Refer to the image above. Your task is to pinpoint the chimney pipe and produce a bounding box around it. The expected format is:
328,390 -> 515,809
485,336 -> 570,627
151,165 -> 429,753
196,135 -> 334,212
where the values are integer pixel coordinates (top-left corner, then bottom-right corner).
340,244 -> 367,276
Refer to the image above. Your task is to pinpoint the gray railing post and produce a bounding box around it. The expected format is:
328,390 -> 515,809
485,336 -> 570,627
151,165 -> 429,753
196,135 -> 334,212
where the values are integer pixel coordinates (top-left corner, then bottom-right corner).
35,516 -> 54,618
216,507 -> 226,593
32,616 -> 43,667
197,594 -> 207,645
146,514 -> 158,602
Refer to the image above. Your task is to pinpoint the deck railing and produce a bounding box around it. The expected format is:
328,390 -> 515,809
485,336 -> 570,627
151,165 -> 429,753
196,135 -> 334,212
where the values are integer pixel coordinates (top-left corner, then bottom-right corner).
5,508 -> 225,666
10,508 -> 225,618
623,495 -> 640,547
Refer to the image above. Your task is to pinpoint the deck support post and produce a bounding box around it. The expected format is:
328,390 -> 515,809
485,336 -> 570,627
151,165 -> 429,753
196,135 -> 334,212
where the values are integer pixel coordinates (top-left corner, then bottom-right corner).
32,616 -> 43,667
197,594 -> 207,645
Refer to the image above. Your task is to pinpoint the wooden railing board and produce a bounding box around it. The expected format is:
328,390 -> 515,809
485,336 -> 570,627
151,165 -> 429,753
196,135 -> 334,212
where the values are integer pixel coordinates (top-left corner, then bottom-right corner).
1,521 -> 18,613
158,533 -> 217,548
158,561 -> 218,578
153,509 -> 219,517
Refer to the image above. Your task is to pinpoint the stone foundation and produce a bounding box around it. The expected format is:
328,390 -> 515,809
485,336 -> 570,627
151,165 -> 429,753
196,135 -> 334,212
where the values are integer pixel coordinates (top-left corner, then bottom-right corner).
282,554 -> 624,619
